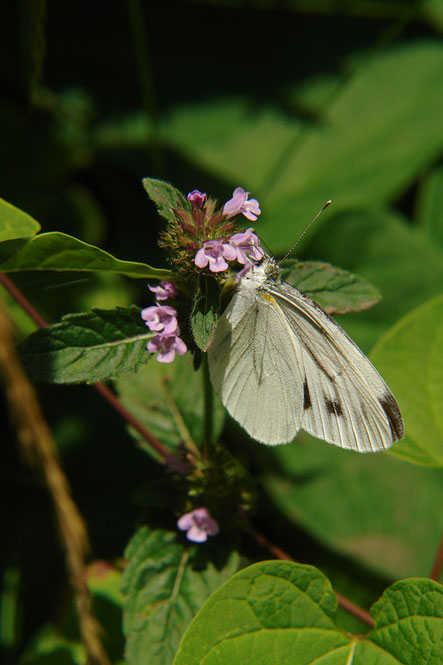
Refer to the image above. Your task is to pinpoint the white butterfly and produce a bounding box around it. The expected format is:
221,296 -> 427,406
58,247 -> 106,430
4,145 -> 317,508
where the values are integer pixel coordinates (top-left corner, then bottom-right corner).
208,256 -> 404,451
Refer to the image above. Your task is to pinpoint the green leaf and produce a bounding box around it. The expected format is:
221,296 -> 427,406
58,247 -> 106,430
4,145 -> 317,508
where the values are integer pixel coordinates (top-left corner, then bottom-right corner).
20,307 -> 152,384
371,296 -> 443,468
0,197 -> 40,242
260,439 -> 443,580
368,577 -> 443,665
190,277 -> 221,351
0,232 -> 173,279
122,526 -> 240,665
416,166 -> 443,249
174,562 -> 442,665
142,178 -> 190,226
281,260 -> 380,314
164,41 -> 443,252
116,354 -> 225,456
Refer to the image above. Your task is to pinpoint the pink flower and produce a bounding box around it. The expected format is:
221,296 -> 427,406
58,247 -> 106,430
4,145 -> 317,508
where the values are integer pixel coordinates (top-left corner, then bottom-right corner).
147,333 -> 187,363
229,228 -> 264,264
187,190 -> 207,208
148,280 -> 178,301
141,305 -> 178,335
194,239 -> 237,273
223,187 -> 261,221
177,507 -> 219,543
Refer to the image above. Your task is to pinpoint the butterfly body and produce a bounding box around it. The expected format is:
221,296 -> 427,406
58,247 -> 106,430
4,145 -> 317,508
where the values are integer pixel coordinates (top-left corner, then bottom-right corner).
208,257 -> 404,451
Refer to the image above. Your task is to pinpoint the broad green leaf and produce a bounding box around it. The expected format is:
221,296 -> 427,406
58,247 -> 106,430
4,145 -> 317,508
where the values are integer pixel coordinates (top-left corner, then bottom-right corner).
260,437 -> 443,579
304,208 -> 443,352
367,577 -> 443,665
371,296 -> 443,468
190,276 -> 220,351
0,232 -> 173,279
0,197 -> 40,242
122,526 -> 240,665
116,354 -> 225,456
20,307 -> 152,384
174,561 -> 443,665
174,561 -> 348,665
281,259 -> 380,314
142,178 -> 190,226
164,42 -> 443,251
416,166 -> 443,249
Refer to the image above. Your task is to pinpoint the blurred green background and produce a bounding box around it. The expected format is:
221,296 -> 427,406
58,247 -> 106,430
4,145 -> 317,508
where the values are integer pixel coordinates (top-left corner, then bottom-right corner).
1,1 -> 442,663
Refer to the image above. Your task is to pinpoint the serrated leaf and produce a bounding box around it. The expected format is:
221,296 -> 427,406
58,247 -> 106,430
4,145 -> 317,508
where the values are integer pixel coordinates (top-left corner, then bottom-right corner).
281,259 -> 380,314
142,178 -> 190,226
0,232 -> 173,279
122,526 -> 240,665
0,197 -> 40,242
371,296 -> 443,468
174,561 -> 443,665
260,439 -> 443,580
116,354 -> 225,455
20,307 -> 152,384
190,277 -> 220,351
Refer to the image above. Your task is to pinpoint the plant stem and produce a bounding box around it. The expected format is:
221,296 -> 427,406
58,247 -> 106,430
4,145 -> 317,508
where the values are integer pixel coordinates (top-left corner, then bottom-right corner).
430,538 -> 443,582
201,353 -> 213,456
248,527 -> 375,628
0,273 -> 168,461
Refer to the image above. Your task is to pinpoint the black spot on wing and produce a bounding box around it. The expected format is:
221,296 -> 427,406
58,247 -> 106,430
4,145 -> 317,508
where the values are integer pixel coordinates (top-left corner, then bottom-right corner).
325,396 -> 343,417
379,393 -> 404,442
303,379 -> 312,410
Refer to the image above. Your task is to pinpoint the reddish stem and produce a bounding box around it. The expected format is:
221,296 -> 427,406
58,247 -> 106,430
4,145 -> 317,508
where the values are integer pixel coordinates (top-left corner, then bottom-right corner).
0,273 -> 168,460
430,539 -> 443,582
249,527 -> 375,628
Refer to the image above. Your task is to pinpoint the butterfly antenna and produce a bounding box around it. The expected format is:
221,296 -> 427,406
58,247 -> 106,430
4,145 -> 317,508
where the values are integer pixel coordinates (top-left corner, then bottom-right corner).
280,200 -> 332,264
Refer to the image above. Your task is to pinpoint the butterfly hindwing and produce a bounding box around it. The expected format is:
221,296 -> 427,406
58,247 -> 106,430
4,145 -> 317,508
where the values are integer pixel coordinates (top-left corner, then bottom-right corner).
208,284 -> 304,444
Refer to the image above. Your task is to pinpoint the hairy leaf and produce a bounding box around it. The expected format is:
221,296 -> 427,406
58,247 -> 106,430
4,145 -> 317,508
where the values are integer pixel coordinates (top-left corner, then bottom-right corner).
174,561 -> 442,665
371,296 -> 443,468
122,526 -> 239,665
0,197 -> 40,242
0,232 -> 173,279
142,177 -> 190,226
281,260 -> 380,314
20,306 -> 152,383
190,276 -> 220,351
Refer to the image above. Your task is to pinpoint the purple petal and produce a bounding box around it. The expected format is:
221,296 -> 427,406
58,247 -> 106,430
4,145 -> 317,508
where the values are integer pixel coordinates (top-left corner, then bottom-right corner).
208,256 -> 229,272
194,248 -> 209,268
205,518 -> 220,536
186,526 -> 208,543
157,348 -> 176,363
177,513 -> 194,531
174,337 -> 187,355
223,187 -> 247,218
222,243 -> 238,261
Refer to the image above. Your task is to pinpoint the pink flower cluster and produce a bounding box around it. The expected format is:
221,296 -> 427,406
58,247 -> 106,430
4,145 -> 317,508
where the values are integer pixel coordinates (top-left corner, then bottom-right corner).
177,507 -> 219,543
195,227 -> 264,273
193,187 -> 264,273
141,281 -> 187,363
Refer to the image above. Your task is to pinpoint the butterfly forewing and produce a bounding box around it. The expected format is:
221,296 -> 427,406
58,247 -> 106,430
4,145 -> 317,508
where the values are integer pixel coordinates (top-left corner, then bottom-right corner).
208,283 -> 304,444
